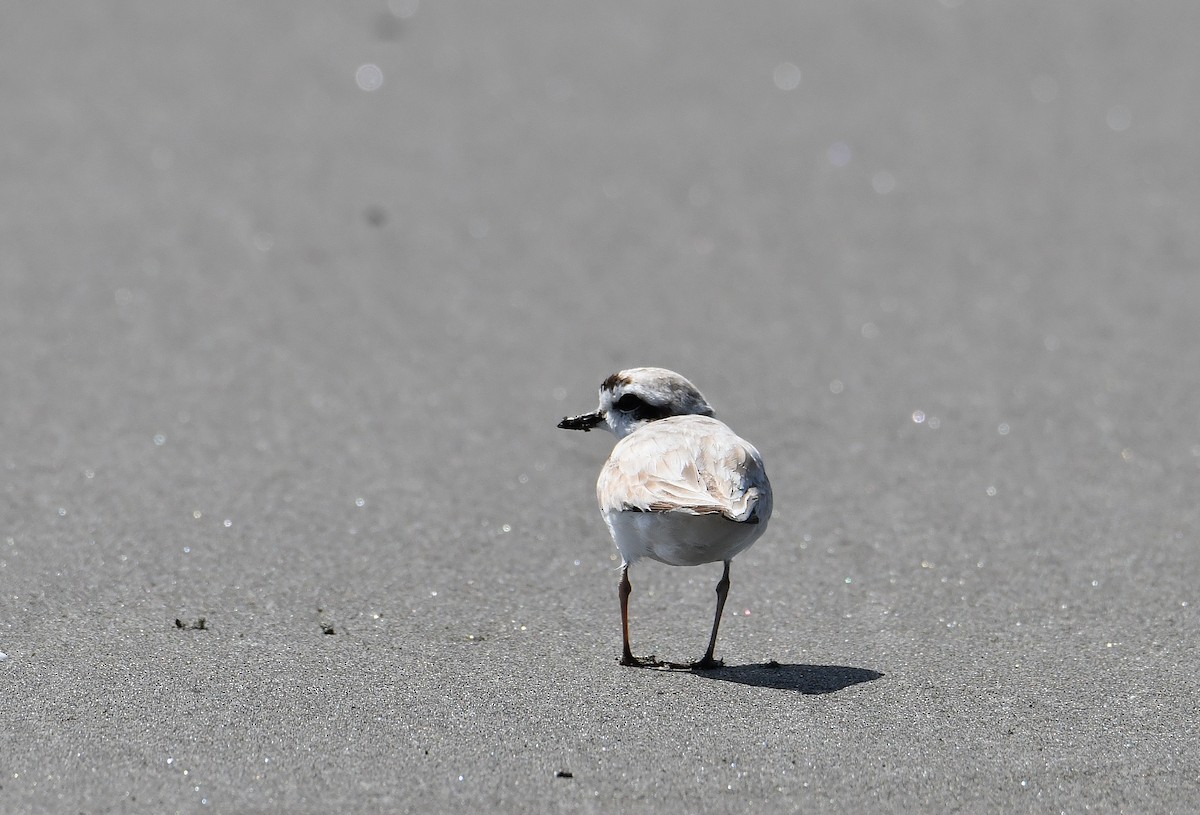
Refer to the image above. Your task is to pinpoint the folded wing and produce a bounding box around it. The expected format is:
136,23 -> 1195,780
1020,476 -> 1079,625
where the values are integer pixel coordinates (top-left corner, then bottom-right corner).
597,417 -> 768,524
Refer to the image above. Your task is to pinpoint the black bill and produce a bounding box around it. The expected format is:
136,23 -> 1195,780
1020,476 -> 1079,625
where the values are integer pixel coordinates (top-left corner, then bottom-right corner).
557,410 -> 604,431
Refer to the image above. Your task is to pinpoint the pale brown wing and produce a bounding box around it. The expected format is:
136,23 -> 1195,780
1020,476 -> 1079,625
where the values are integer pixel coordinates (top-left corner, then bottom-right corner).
596,417 -> 768,523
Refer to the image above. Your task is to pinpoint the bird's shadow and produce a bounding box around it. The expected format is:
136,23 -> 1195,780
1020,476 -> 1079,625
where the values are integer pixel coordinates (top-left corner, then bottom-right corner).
641,660 -> 883,694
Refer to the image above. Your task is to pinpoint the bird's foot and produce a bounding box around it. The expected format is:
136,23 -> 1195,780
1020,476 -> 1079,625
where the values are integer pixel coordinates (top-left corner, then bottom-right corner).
620,653 -> 726,671
619,653 -> 666,668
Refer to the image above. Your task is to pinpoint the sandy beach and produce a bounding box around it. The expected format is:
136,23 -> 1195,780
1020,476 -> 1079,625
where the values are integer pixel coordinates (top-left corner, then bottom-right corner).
2,2 -> 1199,812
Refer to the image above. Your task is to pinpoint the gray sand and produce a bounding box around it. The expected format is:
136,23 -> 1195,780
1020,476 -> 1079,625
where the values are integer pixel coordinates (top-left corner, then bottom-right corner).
3,2 -> 1199,812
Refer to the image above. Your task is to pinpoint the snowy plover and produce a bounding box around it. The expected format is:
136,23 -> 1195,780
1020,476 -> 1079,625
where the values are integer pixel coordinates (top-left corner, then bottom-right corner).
558,367 -> 772,668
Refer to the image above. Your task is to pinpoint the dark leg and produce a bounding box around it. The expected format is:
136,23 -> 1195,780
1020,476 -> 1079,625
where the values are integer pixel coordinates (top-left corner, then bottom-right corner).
619,564 -> 637,666
694,560 -> 731,669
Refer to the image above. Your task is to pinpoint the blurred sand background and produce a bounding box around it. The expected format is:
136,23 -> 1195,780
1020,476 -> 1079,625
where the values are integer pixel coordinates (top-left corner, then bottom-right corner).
2,2 -> 1199,812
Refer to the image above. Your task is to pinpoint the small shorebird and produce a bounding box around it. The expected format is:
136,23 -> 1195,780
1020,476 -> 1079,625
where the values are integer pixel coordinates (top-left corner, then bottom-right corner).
558,367 -> 772,668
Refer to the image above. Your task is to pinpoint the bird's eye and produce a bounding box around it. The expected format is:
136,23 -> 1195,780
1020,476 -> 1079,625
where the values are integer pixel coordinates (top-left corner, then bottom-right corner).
614,393 -> 644,413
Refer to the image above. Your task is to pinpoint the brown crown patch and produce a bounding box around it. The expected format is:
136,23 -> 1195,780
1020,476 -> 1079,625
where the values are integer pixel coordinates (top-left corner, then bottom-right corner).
601,371 -> 632,392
